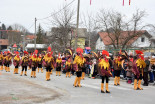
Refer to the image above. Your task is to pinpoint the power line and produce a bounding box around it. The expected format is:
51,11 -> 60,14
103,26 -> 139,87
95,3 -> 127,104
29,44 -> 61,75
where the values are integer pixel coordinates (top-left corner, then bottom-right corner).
27,22 -> 35,30
37,0 -> 76,21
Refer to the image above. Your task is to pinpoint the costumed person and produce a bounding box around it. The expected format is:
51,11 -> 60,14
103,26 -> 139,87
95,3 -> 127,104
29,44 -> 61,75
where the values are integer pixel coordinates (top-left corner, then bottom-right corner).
43,47 -> 54,81
56,53 -> 62,76
37,53 -> 43,73
133,50 -> 146,90
13,51 -> 20,74
65,49 -> 73,78
81,54 -> 87,80
3,52 -> 7,71
0,52 -> 3,71
20,51 -> 29,76
30,50 -> 38,78
28,53 -> 32,70
113,51 -> 122,86
98,50 -> 112,93
4,51 -> 12,72
73,48 -> 84,87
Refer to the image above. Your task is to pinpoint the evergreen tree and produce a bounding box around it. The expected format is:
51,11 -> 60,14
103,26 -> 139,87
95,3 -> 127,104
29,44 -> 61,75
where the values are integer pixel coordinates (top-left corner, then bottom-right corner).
1,24 -> 7,39
36,24 -> 43,44
2,24 -> 6,30
7,26 -> 13,30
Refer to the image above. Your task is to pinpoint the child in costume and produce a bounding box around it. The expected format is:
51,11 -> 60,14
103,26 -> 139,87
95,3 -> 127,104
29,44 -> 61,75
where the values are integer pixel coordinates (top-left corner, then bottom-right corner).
20,51 -> 29,76
37,53 -> 43,73
0,52 -> 3,71
56,53 -> 62,76
30,50 -> 38,78
13,51 -> 20,74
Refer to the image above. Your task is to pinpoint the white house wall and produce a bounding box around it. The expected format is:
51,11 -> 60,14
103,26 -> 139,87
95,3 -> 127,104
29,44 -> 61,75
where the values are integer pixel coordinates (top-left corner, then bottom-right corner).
96,37 -> 105,50
131,34 -> 151,47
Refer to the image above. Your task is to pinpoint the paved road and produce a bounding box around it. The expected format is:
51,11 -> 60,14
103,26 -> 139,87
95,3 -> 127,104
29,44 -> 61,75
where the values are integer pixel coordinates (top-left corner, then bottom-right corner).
0,65 -> 155,104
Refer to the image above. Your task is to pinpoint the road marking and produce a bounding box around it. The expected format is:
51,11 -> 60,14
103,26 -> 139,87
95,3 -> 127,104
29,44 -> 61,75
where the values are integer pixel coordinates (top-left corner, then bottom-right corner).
82,83 -> 131,90
82,84 -> 100,90
92,82 -> 150,90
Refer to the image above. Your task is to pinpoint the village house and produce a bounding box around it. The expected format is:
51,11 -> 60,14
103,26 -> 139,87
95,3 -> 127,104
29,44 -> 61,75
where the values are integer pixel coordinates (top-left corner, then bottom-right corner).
96,30 -> 154,52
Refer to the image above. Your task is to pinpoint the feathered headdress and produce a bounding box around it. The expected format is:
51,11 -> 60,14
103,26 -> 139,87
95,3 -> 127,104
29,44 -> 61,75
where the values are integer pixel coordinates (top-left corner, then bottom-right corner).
102,50 -> 109,62
135,50 -> 144,60
47,46 -> 51,52
76,47 -> 83,54
102,50 -> 109,56
24,51 -> 28,55
15,51 -> 19,55
34,50 -> 38,54
135,50 -> 143,55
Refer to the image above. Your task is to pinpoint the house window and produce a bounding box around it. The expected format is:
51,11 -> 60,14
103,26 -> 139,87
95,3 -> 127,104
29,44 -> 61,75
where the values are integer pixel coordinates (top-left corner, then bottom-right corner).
100,38 -> 102,42
141,37 -> 145,42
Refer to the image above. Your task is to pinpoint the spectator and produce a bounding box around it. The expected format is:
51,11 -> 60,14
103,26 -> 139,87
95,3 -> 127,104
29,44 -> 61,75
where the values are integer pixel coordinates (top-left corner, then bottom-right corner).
149,55 -> 155,83
150,55 -> 155,84
143,56 -> 150,86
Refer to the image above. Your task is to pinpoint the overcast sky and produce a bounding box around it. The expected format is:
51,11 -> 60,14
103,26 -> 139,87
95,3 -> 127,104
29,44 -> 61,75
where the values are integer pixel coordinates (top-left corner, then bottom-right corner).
0,0 -> 155,33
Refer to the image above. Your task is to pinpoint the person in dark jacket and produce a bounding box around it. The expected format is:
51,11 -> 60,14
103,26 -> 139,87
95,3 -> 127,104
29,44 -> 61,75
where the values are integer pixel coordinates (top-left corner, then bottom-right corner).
143,56 -> 150,86
150,55 -> 155,83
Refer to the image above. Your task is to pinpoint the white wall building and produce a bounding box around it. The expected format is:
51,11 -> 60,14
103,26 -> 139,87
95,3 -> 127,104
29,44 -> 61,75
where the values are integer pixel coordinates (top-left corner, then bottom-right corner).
96,30 -> 153,51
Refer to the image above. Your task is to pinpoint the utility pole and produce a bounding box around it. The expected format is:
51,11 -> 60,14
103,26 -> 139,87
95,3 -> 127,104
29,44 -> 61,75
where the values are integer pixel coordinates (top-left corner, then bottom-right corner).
34,17 -> 37,50
88,29 -> 90,47
75,0 -> 80,52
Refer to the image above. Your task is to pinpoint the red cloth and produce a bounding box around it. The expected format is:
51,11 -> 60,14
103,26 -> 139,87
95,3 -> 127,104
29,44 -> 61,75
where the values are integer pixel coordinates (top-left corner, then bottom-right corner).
102,50 -> 109,56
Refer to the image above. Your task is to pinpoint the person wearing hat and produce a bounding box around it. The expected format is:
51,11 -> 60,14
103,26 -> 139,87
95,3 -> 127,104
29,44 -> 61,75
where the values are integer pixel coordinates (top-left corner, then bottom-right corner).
65,48 -> 73,78
43,47 -> 54,81
30,50 -> 38,78
56,53 -> 62,76
133,50 -> 146,90
113,51 -> 122,86
0,52 -> 3,71
28,53 -> 32,70
4,51 -> 12,72
37,53 -> 43,73
3,52 -> 7,71
13,51 -> 20,74
73,48 -> 84,87
20,51 -> 29,76
98,50 -> 112,93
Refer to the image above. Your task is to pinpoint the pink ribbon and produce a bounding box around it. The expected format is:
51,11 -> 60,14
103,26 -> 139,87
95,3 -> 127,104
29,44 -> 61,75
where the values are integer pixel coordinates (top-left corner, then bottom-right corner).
123,0 -> 124,6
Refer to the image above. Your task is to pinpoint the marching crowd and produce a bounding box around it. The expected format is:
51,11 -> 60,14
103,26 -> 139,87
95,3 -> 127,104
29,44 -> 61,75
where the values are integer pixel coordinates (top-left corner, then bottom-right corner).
0,47 -> 155,93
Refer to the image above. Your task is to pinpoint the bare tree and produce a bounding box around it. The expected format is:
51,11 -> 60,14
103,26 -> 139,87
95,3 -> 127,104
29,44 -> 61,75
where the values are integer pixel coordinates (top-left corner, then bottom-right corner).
8,24 -> 29,45
96,9 -> 152,50
81,13 -> 98,49
49,5 -> 75,52
11,23 -> 28,33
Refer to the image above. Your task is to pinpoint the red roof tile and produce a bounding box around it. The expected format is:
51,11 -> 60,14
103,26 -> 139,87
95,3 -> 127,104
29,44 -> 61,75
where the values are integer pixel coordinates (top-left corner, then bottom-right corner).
26,35 -> 37,40
98,30 -> 148,46
0,39 -> 9,45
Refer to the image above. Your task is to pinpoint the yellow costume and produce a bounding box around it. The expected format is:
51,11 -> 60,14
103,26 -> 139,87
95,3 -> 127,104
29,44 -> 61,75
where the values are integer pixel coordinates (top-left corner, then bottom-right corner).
13,55 -> 20,74
0,54 -> 3,70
